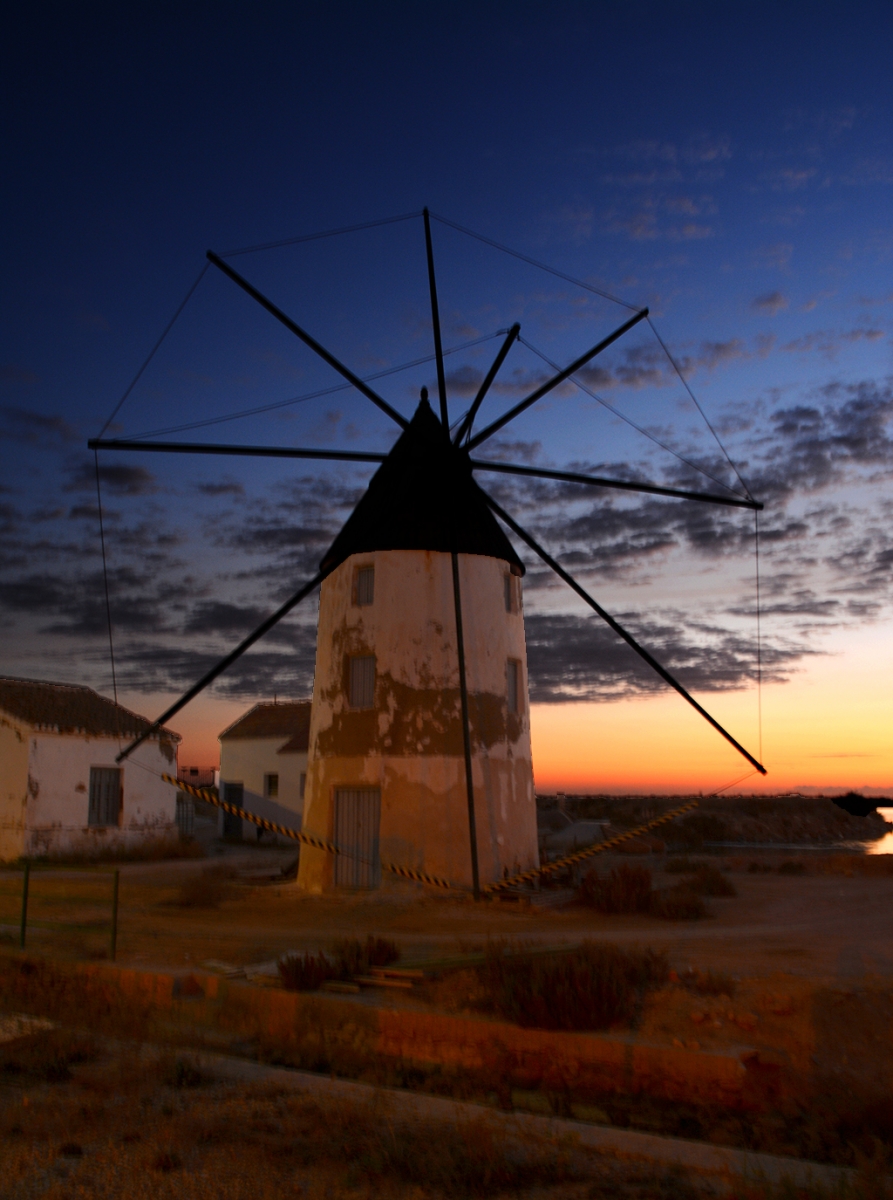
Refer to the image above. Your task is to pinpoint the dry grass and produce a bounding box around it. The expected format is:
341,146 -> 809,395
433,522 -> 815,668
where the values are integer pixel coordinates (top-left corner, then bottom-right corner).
176,865 -> 239,908
278,936 -> 402,991
577,865 -> 711,920
19,835 -> 205,866
3,1031 -> 893,1198
0,1034 -> 731,1200
475,941 -> 669,1031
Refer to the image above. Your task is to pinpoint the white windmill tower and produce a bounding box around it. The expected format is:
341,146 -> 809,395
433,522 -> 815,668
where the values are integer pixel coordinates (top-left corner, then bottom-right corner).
296,393 -> 536,893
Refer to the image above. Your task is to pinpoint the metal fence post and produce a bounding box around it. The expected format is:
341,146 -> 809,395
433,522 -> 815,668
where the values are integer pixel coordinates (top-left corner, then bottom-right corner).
19,861 -> 30,948
109,868 -> 119,961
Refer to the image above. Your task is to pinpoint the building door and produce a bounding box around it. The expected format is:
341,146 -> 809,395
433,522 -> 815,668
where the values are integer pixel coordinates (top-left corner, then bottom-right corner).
333,788 -> 381,888
222,782 -> 243,839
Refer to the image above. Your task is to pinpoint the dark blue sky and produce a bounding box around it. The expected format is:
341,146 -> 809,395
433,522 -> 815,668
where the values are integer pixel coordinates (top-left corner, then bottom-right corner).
2,3 -> 892,775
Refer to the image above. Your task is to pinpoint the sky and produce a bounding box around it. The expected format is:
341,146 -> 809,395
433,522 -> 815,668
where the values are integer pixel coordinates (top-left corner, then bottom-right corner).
2,3 -> 892,795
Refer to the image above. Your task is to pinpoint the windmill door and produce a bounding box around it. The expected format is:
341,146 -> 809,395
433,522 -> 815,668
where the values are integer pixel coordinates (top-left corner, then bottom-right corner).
333,788 -> 381,889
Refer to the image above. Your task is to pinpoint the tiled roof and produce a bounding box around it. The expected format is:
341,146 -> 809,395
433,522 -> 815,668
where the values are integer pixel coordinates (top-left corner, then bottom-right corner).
219,701 -> 311,753
0,677 -> 180,741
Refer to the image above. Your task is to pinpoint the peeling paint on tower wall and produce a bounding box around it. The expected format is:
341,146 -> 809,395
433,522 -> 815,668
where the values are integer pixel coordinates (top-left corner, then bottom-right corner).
297,549 -> 538,891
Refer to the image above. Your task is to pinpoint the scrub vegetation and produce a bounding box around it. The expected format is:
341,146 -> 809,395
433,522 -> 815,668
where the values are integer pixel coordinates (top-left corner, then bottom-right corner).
576,863 -> 736,919
278,935 -> 401,991
474,941 -> 669,1031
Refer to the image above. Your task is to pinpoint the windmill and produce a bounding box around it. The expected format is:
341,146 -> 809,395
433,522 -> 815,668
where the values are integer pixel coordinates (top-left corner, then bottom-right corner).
91,210 -> 766,898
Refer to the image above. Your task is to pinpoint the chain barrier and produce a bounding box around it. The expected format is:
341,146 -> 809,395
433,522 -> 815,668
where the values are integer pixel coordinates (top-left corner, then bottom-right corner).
481,800 -> 700,894
164,775 -> 455,890
167,776 -> 698,897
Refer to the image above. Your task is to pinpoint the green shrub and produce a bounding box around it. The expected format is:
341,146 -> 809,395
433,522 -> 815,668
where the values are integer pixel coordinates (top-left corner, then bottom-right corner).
577,865 -> 653,914
475,942 -> 668,1031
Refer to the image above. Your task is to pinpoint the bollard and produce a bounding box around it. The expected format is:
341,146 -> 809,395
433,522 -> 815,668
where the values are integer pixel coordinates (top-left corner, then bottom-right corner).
19,861 -> 30,948
109,868 -> 120,961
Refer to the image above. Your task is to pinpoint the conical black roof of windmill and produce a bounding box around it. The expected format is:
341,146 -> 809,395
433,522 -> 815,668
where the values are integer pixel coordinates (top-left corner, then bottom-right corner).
320,397 -> 525,575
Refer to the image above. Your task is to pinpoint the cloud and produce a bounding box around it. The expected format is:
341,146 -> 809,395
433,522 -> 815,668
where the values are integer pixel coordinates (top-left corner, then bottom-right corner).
1,405 -> 76,445
752,291 -> 789,315
183,600 -> 267,636
197,481 -> 245,497
781,328 -> 884,359
754,243 -> 793,271
575,336 -> 750,391
116,637 -> 318,700
766,167 -> 818,191
745,379 -> 893,501
524,610 -> 808,704
65,461 -> 158,495
0,365 -> 39,386
444,364 -> 484,398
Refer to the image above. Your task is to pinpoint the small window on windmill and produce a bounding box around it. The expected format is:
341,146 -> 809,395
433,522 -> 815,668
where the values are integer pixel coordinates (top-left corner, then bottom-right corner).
355,565 -> 375,606
503,574 -> 514,613
264,773 -> 279,798
507,659 -> 521,715
349,655 -> 376,708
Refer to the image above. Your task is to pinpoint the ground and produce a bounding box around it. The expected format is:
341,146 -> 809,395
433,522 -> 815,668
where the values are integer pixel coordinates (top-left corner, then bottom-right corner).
2,837 -> 893,1196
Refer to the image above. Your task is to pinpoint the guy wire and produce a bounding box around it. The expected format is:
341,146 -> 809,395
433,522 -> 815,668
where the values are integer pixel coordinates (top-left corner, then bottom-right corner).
97,263 -> 209,439
94,451 -> 118,710
518,335 -> 749,499
647,317 -> 755,501
220,211 -> 423,257
755,509 -> 763,763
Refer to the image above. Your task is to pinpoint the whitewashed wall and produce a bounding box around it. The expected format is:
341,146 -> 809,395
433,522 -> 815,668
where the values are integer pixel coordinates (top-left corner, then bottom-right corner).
218,737 -> 307,835
0,713 -> 29,860
298,549 -> 538,891
14,731 -> 177,859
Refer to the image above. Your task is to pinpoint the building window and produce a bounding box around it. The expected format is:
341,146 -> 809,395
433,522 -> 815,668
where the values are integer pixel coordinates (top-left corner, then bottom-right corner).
504,574 -> 514,613
299,772 -> 307,800
355,565 -> 375,606
349,654 -> 376,708
264,773 -> 279,798
88,767 -> 121,826
507,659 -> 521,715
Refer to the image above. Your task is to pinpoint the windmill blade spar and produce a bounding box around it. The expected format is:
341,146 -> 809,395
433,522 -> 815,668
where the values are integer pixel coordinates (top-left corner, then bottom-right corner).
471,460 -> 762,511
423,209 -> 449,428
115,570 -> 325,763
453,323 -> 520,445
482,489 -> 767,776
207,251 -> 408,430
88,438 -> 387,464
467,308 -> 649,451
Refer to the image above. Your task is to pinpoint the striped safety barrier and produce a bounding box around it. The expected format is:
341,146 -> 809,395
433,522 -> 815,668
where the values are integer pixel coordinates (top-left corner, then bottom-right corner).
167,776 -> 697,897
481,800 -> 700,894
164,774 -> 456,891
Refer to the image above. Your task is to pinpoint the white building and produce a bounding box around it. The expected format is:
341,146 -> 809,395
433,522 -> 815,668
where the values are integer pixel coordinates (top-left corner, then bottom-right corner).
0,677 -> 179,861
218,701 -> 310,840
297,399 -> 539,892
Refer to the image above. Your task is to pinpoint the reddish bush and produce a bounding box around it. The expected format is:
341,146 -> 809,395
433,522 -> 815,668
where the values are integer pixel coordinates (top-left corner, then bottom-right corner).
476,942 -> 668,1032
